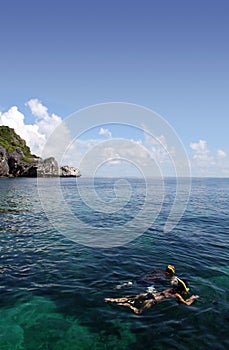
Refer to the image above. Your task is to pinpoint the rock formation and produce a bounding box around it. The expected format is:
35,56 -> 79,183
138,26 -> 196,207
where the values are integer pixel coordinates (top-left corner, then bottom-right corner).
0,126 -> 81,177
60,165 -> 81,177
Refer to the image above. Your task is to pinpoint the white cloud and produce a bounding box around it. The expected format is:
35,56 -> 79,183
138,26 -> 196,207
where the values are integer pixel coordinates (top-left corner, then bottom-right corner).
143,132 -> 172,167
0,99 -> 62,156
217,149 -> 226,158
26,98 -> 49,119
190,140 -> 229,176
75,137 -> 166,177
190,139 -> 210,161
26,98 -> 62,138
156,135 -> 168,149
0,106 -> 25,130
0,105 -> 45,155
99,127 -> 112,138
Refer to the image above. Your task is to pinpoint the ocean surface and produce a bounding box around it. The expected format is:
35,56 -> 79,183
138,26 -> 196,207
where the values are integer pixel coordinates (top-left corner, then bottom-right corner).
0,177 -> 228,350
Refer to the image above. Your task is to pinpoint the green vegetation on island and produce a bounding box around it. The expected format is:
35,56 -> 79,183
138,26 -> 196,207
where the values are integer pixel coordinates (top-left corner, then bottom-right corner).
0,125 -> 38,162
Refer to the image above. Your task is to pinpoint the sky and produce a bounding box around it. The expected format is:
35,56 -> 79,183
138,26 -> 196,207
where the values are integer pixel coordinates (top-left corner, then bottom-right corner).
0,0 -> 228,177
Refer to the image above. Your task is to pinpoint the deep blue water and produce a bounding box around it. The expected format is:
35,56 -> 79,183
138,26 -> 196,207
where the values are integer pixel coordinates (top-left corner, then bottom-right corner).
0,177 -> 228,350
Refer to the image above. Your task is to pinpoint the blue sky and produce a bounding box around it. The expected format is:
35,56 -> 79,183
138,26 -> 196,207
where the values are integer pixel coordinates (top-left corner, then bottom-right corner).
0,0 -> 229,176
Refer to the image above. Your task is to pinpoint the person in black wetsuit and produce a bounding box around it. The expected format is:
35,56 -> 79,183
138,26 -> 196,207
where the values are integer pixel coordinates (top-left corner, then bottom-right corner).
105,278 -> 199,314
137,264 -> 176,286
115,264 -> 176,289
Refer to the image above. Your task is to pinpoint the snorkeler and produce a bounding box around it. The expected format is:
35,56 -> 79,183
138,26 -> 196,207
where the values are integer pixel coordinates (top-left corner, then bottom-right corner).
138,264 -> 176,286
105,278 -> 199,314
115,264 -> 176,289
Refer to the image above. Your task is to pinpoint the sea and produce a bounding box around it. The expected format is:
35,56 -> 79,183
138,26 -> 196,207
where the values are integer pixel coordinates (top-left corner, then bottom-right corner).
0,177 -> 228,350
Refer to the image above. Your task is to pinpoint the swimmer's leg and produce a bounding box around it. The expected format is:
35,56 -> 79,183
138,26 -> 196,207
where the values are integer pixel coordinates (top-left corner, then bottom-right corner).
105,293 -> 146,303
117,299 -> 156,314
142,299 -> 156,310
105,297 -> 130,303
117,302 -> 142,314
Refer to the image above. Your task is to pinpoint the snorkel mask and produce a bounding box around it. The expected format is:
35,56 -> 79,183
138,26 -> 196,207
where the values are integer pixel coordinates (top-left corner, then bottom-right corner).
171,276 -> 179,285
171,277 -> 189,293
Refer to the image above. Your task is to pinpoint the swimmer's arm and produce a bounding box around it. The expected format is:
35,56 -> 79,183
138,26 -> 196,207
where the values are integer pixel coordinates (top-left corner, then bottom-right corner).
175,293 -> 200,305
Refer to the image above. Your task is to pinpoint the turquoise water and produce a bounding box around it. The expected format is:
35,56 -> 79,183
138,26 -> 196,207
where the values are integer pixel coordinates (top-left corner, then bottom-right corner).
0,177 -> 228,349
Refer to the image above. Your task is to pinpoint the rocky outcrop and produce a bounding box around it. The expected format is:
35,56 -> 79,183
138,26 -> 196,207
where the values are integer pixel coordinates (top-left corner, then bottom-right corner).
60,165 -> 81,177
0,151 -> 81,178
0,126 -> 81,177
37,157 -> 59,177
7,148 -> 35,177
0,146 -> 9,176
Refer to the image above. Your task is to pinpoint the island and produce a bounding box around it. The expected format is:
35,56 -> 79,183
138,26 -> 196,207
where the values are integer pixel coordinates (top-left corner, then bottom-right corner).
0,125 -> 81,178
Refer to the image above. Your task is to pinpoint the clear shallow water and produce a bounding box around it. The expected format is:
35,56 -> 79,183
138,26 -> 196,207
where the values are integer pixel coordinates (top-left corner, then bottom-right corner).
0,177 -> 228,350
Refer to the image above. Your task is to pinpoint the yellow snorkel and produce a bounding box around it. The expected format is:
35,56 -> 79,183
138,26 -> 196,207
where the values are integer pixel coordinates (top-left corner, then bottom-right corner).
166,265 -> 175,275
177,278 -> 189,293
